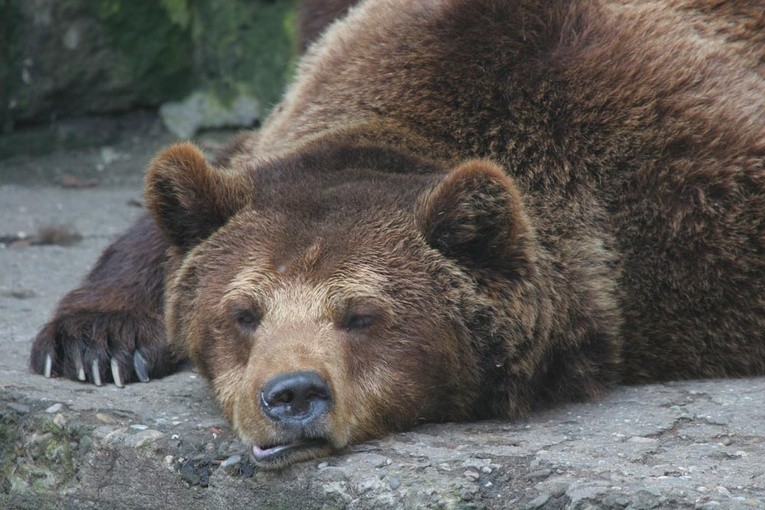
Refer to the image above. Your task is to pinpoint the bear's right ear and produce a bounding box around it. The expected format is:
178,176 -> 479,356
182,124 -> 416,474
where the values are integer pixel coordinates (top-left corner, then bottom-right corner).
144,142 -> 252,249
415,160 -> 536,276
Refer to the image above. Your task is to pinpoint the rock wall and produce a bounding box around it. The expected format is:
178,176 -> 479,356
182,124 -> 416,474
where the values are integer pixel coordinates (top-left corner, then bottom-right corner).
1,0 -> 297,140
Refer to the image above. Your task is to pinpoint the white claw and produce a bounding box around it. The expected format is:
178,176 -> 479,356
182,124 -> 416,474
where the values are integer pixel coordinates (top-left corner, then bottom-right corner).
111,359 -> 124,388
92,359 -> 103,386
76,353 -> 86,381
44,354 -> 52,378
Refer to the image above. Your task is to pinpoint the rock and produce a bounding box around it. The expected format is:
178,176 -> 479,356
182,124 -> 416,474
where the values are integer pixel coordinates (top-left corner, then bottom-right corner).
525,494 -> 551,509
6,402 -> 30,414
52,413 -> 66,428
2,1 -> 194,131
220,455 -> 241,470
95,413 -> 120,424
44,403 -> 62,413
159,90 -> 261,139
1,0 -> 297,155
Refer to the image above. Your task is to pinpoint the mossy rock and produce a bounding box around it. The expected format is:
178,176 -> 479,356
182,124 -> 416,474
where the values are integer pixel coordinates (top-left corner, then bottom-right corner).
1,0 -> 298,137
180,0 -> 298,110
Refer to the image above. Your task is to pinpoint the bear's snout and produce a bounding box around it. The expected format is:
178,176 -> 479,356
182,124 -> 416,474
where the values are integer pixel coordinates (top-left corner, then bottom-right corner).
260,371 -> 332,426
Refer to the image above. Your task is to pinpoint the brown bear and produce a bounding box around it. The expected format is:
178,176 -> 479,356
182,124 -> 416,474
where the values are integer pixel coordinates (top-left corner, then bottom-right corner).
31,0 -> 765,469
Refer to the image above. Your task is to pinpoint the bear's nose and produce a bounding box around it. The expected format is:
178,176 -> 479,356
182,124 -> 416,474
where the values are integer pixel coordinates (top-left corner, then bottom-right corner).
260,371 -> 331,424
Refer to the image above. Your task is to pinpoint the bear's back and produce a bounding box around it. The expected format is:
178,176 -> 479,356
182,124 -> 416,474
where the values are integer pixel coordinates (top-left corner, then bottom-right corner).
254,0 -> 765,381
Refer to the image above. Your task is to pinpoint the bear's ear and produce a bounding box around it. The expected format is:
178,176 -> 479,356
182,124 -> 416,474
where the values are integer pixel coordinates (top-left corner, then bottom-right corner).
144,142 -> 252,249
415,160 -> 535,274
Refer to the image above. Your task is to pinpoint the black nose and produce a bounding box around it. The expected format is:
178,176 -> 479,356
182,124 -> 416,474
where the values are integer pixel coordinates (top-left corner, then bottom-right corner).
260,371 -> 331,424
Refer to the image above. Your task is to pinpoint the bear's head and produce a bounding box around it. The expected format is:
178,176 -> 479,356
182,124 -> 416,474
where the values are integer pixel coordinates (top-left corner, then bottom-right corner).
144,142 -> 539,468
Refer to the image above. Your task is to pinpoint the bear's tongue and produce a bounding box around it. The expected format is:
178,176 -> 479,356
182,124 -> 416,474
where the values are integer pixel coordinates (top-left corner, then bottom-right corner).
252,443 -> 291,461
252,438 -> 327,461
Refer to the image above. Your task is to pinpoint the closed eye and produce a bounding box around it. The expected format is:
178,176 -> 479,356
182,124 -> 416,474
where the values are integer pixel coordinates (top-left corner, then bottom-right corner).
235,309 -> 261,331
343,314 -> 375,331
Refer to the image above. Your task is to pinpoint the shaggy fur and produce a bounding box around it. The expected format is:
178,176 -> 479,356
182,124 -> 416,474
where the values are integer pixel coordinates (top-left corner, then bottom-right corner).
297,0 -> 361,53
31,0 -> 765,468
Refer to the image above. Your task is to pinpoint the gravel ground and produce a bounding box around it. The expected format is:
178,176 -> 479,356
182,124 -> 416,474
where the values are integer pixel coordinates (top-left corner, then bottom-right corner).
1,131 -> 764,509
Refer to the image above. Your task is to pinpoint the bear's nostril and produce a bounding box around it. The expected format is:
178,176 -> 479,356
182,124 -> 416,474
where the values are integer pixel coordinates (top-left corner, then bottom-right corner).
275,389 -> 294,404
260,371 -> 331,424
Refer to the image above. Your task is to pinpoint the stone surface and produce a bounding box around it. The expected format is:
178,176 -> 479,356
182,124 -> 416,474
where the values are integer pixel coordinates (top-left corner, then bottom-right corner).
1,0 -> 296,149
160,90 -> 261,139
1,135 -> 764,509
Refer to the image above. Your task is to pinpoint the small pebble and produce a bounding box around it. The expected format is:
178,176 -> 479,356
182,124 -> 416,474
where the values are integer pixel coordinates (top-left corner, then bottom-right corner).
547,483 -> 568,498
481,466 -> 492,474
715,486 -> 730,497
525,494 -> 550,509
96,413 -> 119,424
317,461 -> 329,469
628,436 -> 657,443
7,403 -> 30,414
389,476 -> 401,490
220,455 -> 242,469
132,430 -> 164,447
464,469 -> 480,481
45,403 -> 63,413
52,413 -> 67,428
130,424 -> 149,430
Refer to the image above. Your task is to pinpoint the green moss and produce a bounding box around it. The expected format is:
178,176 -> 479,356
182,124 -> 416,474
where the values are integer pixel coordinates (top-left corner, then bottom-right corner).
0,412 -> 81,496
189,0 -> 299,111
0,412 -> 21,492
86,0 -> 297,112
160,0 -> 191,29
87,0 -> 195,103
1,0 -> 299,139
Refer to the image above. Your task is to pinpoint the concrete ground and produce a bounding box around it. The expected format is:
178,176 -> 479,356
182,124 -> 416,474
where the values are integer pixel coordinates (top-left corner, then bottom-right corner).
1,123 -> 764,509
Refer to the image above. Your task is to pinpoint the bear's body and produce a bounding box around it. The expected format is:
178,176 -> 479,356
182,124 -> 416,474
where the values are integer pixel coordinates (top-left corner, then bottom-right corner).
32,0 -> 765,468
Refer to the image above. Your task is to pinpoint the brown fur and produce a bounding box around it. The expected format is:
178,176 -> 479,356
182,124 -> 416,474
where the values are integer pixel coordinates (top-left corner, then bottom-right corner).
297,0 -> 361,53
32,0 -> 765,468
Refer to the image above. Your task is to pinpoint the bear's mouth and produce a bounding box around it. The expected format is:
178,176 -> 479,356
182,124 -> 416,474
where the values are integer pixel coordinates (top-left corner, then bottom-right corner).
252,438 -> 332,467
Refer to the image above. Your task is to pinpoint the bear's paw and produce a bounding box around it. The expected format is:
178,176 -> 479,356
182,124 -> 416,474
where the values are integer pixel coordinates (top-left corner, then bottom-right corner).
30,309 -> 171,387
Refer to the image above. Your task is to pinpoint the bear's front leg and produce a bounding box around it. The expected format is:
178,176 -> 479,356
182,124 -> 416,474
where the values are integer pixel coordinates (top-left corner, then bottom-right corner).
30,214 -> 182,386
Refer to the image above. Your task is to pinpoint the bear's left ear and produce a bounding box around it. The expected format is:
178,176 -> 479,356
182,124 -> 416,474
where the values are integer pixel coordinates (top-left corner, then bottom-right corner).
415,160 -> 536,274
144,142 -> 253,249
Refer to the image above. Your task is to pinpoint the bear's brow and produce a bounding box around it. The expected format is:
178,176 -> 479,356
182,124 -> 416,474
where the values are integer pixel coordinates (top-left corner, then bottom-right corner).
303,238 -> 324,269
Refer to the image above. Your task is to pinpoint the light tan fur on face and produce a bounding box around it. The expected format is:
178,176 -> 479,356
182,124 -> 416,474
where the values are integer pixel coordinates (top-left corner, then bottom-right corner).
209,258 -> 403,451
